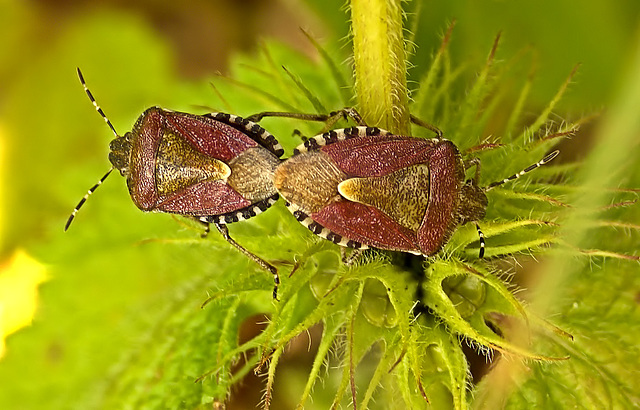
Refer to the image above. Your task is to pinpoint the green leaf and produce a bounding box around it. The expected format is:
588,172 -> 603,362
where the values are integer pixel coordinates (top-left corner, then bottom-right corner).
2,1 -> 639,409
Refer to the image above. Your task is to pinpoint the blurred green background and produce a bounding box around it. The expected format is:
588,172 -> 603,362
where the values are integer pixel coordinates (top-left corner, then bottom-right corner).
0,0 -> 638,408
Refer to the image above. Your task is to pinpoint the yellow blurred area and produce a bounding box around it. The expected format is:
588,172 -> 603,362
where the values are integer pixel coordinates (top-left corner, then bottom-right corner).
0,123 -> 3,247
0,28 -> 49,359
0,250 -> 48,358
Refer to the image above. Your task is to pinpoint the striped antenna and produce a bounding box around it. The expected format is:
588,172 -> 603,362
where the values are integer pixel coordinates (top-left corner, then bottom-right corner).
65,168 -> 113,231
65,69 -> 120,231
475,222 -> 485,258
76,67 -> 118,137
486,150 -> 559,190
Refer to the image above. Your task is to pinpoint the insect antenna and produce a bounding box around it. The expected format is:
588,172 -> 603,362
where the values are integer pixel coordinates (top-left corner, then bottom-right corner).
476,150 -> 558,257
76,67 -> 118,137
485,150 -> 560,190
475,222 -> 485,258
65,68 -> 119,231
65,168 -> 113,231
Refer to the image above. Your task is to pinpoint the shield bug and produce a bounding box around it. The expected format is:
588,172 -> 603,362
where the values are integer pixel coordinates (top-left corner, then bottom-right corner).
66,68 -> 284,298
273,126 -> 558,258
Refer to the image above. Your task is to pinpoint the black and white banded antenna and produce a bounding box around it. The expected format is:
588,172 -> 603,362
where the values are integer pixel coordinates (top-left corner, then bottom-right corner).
485,150 -> 560,191
475,222 -> 485,258
64,68 -> 118,231
475,150 -> 559,258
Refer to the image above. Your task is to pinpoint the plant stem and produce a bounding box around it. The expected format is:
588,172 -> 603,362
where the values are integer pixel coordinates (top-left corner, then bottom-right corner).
350,0 -> 410,134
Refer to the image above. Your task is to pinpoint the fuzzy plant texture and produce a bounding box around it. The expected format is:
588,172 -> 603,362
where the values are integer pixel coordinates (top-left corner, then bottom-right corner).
1,1 -> 639,410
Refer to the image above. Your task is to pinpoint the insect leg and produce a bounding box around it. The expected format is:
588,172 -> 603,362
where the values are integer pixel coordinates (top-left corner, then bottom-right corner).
464,157 -> 482,184
409,114 -> 443,138
214,222 -> 280,300
340,247 -> 363,265
192,218 -> 211,238
245,107 -> 366,131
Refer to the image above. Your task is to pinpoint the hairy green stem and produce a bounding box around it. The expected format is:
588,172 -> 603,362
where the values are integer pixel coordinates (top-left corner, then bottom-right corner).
350,0 -> 410,134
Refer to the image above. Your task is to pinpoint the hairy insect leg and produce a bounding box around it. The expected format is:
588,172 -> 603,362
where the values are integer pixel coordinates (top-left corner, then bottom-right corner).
245,111 -> 330,123
245,107 -> 366,131
316,108 -> 366,131
409,114 -> 443,138
292,129 -> 308,142
214,223 -> 280,300
191,218 -> 211,238
330,107 -> 365,126
464,157 -> 482,184
340,247 -> 363,265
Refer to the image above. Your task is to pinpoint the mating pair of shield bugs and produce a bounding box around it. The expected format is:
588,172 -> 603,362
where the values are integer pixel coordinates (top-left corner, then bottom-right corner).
66,69 -> 558,299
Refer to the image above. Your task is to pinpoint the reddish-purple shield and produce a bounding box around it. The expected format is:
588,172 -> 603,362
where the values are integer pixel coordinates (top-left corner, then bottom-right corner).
110,108 -> 284,225
274,126 -> 488,256
67,69 -> 286,298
